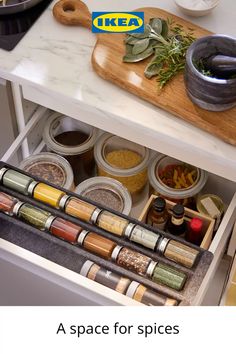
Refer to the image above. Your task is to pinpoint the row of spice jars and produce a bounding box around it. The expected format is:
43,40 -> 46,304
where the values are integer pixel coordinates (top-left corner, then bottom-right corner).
0,191 -> 187,291
0,167 -> 199,269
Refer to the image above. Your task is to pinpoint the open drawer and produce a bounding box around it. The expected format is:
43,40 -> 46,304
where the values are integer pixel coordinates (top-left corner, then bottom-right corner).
0,106 -> 236,306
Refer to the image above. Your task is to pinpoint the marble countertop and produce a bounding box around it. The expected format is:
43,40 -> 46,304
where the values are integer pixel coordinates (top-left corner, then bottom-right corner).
0,0 -> 236,182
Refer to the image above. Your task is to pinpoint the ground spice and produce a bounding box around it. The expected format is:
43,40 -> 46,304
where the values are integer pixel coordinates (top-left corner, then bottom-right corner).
65,197 -> 96,222
26,162 -> 66,186
116,247 -> 151,275
97,211 -> 129,236
84,188 -> 123,212
82,232 -> 117,259
0,192 -> 18,215
50,217 -> 82,243
32,183 -> 65,208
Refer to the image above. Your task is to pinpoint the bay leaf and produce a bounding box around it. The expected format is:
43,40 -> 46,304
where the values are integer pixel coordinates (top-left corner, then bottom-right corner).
132,38 -> 150,55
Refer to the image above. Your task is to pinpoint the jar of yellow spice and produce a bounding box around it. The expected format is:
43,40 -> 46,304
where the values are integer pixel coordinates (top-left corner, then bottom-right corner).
94,133 -> 150,203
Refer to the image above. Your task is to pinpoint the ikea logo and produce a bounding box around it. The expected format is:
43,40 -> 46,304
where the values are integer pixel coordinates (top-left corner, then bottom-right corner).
92,12 -> 144,33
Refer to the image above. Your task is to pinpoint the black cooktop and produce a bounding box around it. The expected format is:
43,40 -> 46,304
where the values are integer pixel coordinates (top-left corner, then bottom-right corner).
0,0 -> 52,51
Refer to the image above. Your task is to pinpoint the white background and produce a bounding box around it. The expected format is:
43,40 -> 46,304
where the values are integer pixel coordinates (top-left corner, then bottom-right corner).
0,307 -> 235,353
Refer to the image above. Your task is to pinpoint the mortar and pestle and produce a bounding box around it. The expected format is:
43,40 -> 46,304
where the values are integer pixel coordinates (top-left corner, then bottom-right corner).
184,35 -> 236,111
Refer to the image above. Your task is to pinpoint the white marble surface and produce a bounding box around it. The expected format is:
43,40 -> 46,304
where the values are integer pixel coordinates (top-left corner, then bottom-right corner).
0,0 -> 236,182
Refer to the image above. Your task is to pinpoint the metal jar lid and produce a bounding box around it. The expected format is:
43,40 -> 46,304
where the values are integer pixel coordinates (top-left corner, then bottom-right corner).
27,181 -> 39,196
80,260 -> 94,277
12,201 -> 25,216
146,260 -> 158,277
0,167 -> 8,182
124,223 -> 136,238
45,215 -> 57,232
90,208 -> 102,224
157,237 -> 170,254
111,245 -> 123,262
59,194 -> 71,210
77,230 -> 90,246
126,281 -> 140,299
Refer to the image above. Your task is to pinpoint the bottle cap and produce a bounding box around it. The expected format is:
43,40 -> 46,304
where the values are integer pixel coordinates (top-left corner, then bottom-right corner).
90,208 -> 102,223
80,260 -> 94,277
126,281 -> 140,299
12,201 -> 25,216
27,181 -> 39,195
124,223 -> 136,238
111,245 -> 123,261
190,217 -> 203,233
172,204 -> 184,218
59,194 -> 71,210
146,260 -> 158,277
0,167 -> 8,182
45,215 -> 57,231
153,197 -> 166,212
77,230 -> 90,246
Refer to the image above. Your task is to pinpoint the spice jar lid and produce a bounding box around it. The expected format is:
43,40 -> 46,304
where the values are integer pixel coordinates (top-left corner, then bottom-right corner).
59,194 -> 71,210
90,208 -> 102,224
0,167 -> 8,182
80,260 -> 94,277
111,245 -> 123,261
94,133 -> 150,177
172,204 -> 185,218
19,152 -> 74,190
146,260 -> 158,277
12,201 -> 25,216
75,176 -> 132,215
126,281 -> 140,299
45,215 -> 57,231
77,230 -> 90,246
43,113 -> 98,156
27,181 -> 39,196
124,223 -> 136,238
157,237 -> 170,254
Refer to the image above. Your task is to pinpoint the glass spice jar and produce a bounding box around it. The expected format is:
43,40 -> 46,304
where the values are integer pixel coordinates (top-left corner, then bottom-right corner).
49,217 -> 82,244
43,113 -> 98,185
78,230 -> 117,260
80,261 -> 131,294
151,262 -> 187,291
19,152 -> 74,190
126,281 -> 177,306
96,210 -> 129,236
28,182 -> 66,209
147,197 -> 169,231
0,168 -> 34,195
13,202 -> 52,231
125,224 -> 161,251
94,133 -> 149,203
112,246 -> 156,276
61,196 -> 98,223
0,192 -> 18,215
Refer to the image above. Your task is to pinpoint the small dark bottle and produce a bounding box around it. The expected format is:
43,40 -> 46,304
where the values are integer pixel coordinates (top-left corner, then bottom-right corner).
166,204 -> 187,238
186,217 -> 203,246
147,197 -> 169,231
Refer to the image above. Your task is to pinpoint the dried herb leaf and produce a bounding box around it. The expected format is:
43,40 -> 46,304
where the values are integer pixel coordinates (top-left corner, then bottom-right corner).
132,38 -> 150,55
161,19 -> 169,39
129,24 -> 152,38
144,55 -> 163,78
125,36 -> 141,45
123,46 -> 154,63
125,44 -> 133,54
149,18 -> 162,35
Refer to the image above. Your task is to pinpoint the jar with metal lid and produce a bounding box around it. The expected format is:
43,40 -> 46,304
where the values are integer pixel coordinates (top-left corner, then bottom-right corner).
94,133 -> 149,203
61,196 -> 98,223
43,113 -> 98,185
28,182 -> 65,209
19,152 -> 74,190
151,262 -> 187,291
0,168 -> 34,195
126,281 -> 177,306
80,261 -> 131,294
13,202 -> 52,231
49,217 -> 82,244
0,192 -> 18,215
96,210 -> 129,236
75,176 -> 132,215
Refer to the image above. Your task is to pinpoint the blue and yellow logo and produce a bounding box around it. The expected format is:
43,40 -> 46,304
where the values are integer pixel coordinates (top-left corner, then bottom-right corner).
92,12 -> 144,33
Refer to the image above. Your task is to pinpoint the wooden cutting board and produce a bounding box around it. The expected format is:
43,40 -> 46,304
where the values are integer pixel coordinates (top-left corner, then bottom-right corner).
53,3 -> 236,146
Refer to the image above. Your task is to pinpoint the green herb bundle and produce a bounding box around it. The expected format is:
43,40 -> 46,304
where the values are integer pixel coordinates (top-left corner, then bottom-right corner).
123,18 -> 196,88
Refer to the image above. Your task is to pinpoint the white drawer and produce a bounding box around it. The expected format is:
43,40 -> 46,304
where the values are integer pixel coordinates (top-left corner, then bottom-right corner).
1,105 -> 236,306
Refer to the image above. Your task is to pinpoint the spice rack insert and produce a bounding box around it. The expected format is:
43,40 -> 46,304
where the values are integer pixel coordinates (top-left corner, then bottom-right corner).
0,162 -> 215,305
139,195 -> 215,250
